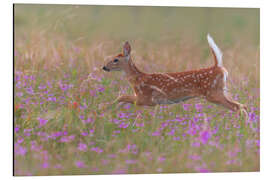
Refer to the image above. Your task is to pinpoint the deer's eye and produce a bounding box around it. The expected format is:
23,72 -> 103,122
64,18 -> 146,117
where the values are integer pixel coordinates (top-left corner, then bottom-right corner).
113,59 -> 119,63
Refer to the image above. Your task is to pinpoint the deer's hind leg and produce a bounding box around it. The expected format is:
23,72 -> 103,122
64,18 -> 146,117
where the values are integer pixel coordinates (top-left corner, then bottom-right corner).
206,91 -> 247,115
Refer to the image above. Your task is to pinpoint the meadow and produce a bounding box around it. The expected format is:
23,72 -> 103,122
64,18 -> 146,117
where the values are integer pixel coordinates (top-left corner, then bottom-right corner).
14,4 -> 260,175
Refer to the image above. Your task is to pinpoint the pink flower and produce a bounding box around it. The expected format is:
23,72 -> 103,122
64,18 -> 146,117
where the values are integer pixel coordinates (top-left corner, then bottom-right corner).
158,156 -> 166,162
81,132 -> 88,136
200,131 -> 211,144
135,122 -> 144,127
167,129 -> 175,136
15,144 -> 27,156
108,154 -> 117,158
17,137 -> 24,144
119,122 -> 129,128
152,131 -> 160,136
54,164 -> 63,169
195,103 -> 203,112
15,126 -> 20,133
89,129 -> 94,136
41,162 -> 49,169
75,161 -> 86,168
191,142 -> 201,147
38,117 -> 48,128
183,104 -> 192,111
82,117 -> 94,124
77,143 -> 87,152
91,147 -> 103,154
198,167 -> 210,173
59,135 -> 75,143
189,154 -> 201,161
125,159 -> 137,164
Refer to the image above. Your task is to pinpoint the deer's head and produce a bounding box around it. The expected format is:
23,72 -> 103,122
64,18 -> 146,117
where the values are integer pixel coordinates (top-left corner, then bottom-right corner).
103,41 -> 131,72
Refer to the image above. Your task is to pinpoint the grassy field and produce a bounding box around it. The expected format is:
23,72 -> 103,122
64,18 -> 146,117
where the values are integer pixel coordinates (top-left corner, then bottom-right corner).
14,4 -> 259,175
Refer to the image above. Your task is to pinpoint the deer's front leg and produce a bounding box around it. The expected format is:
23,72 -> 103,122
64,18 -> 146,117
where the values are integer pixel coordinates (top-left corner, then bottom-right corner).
116,95 -> 137,104
104,95 -> 138,112
115,95 -> 138,110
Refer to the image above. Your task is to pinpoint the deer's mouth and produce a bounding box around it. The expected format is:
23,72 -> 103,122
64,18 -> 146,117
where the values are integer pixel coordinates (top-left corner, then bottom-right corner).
102,66 -> 110,72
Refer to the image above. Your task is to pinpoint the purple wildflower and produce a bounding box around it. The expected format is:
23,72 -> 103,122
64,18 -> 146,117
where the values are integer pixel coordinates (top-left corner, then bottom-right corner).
15,126 -> 20,133
112,118 -> 120,124
197,167 -> 210,173
15,144 -> 27,156
101,159 -> 110,165
82,117 -> 94,124
75,161 -> 86,168
191,142 -> 201,147
135,122 -> 144,127
173,136 -> 180,141
97,86 -> 105,92
195,103 -> 203,112
112,130 -> 120,137
23,128 -> 32,136
226,159 -> 236,165
112,168 -> 127,174
119,122 -> 129,128
118,112 -> 126,118
89,129 -> 94,136
26,87 -> 34,95
183,104 -> 192,111
189,154 -> 201,161
81,131 -> 88,136
161,122 -> 168,128
51,131 -> 63,138
256,140 -> 260,147
54,164 -> 63,169
124,104 -> 131,109
79,115 -> 84,120
158,156 -> 166,162
167,129 -> 175,136
91,147 -> 103,154
193,116 -> 199,123
59,135 -> 75,143
77,143 -> 87,152
41,162 -> 49,169
38,84 -> 47,90
187,127 -> 197,136
89,89 -> 97,97
152,131 -> 161,136
38,117 -> 48,127
108,154 -> 117,158
47,96 -> 56,102
174,117 -> 184,122
249,112 -> 258,122
31,141 -> 42,152
125,159 -> 137,164
200,131 -> 211,144
16,92 -> 23,97
17,137 -> 24,144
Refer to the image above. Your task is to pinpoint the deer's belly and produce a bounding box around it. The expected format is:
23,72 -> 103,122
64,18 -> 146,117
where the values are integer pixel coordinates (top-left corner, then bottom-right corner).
152,96 -> 194,105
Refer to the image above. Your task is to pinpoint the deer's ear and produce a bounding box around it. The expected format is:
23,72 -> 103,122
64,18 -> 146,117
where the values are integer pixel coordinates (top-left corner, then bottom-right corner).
123,41 -> 131,57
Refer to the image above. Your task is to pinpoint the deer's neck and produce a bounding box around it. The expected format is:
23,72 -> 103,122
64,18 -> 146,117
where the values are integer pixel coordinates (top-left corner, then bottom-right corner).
123,59 -> 144,81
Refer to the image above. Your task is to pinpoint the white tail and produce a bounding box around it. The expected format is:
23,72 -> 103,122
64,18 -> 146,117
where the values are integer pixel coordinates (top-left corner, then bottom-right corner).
207,34 -> 223,67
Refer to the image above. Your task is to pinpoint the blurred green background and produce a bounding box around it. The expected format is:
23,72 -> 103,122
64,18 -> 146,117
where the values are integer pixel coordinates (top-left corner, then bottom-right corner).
14,4 -> 259,46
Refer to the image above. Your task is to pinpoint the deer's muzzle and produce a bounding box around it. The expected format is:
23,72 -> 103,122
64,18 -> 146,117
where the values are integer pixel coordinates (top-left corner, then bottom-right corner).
102,66 -> 110,72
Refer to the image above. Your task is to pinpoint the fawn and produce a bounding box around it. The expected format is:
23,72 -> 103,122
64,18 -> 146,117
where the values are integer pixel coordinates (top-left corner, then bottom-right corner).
102,34 -> 247,115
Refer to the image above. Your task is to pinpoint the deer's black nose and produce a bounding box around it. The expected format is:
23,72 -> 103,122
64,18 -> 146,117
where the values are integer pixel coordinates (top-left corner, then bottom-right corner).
102,66 -> 110,72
